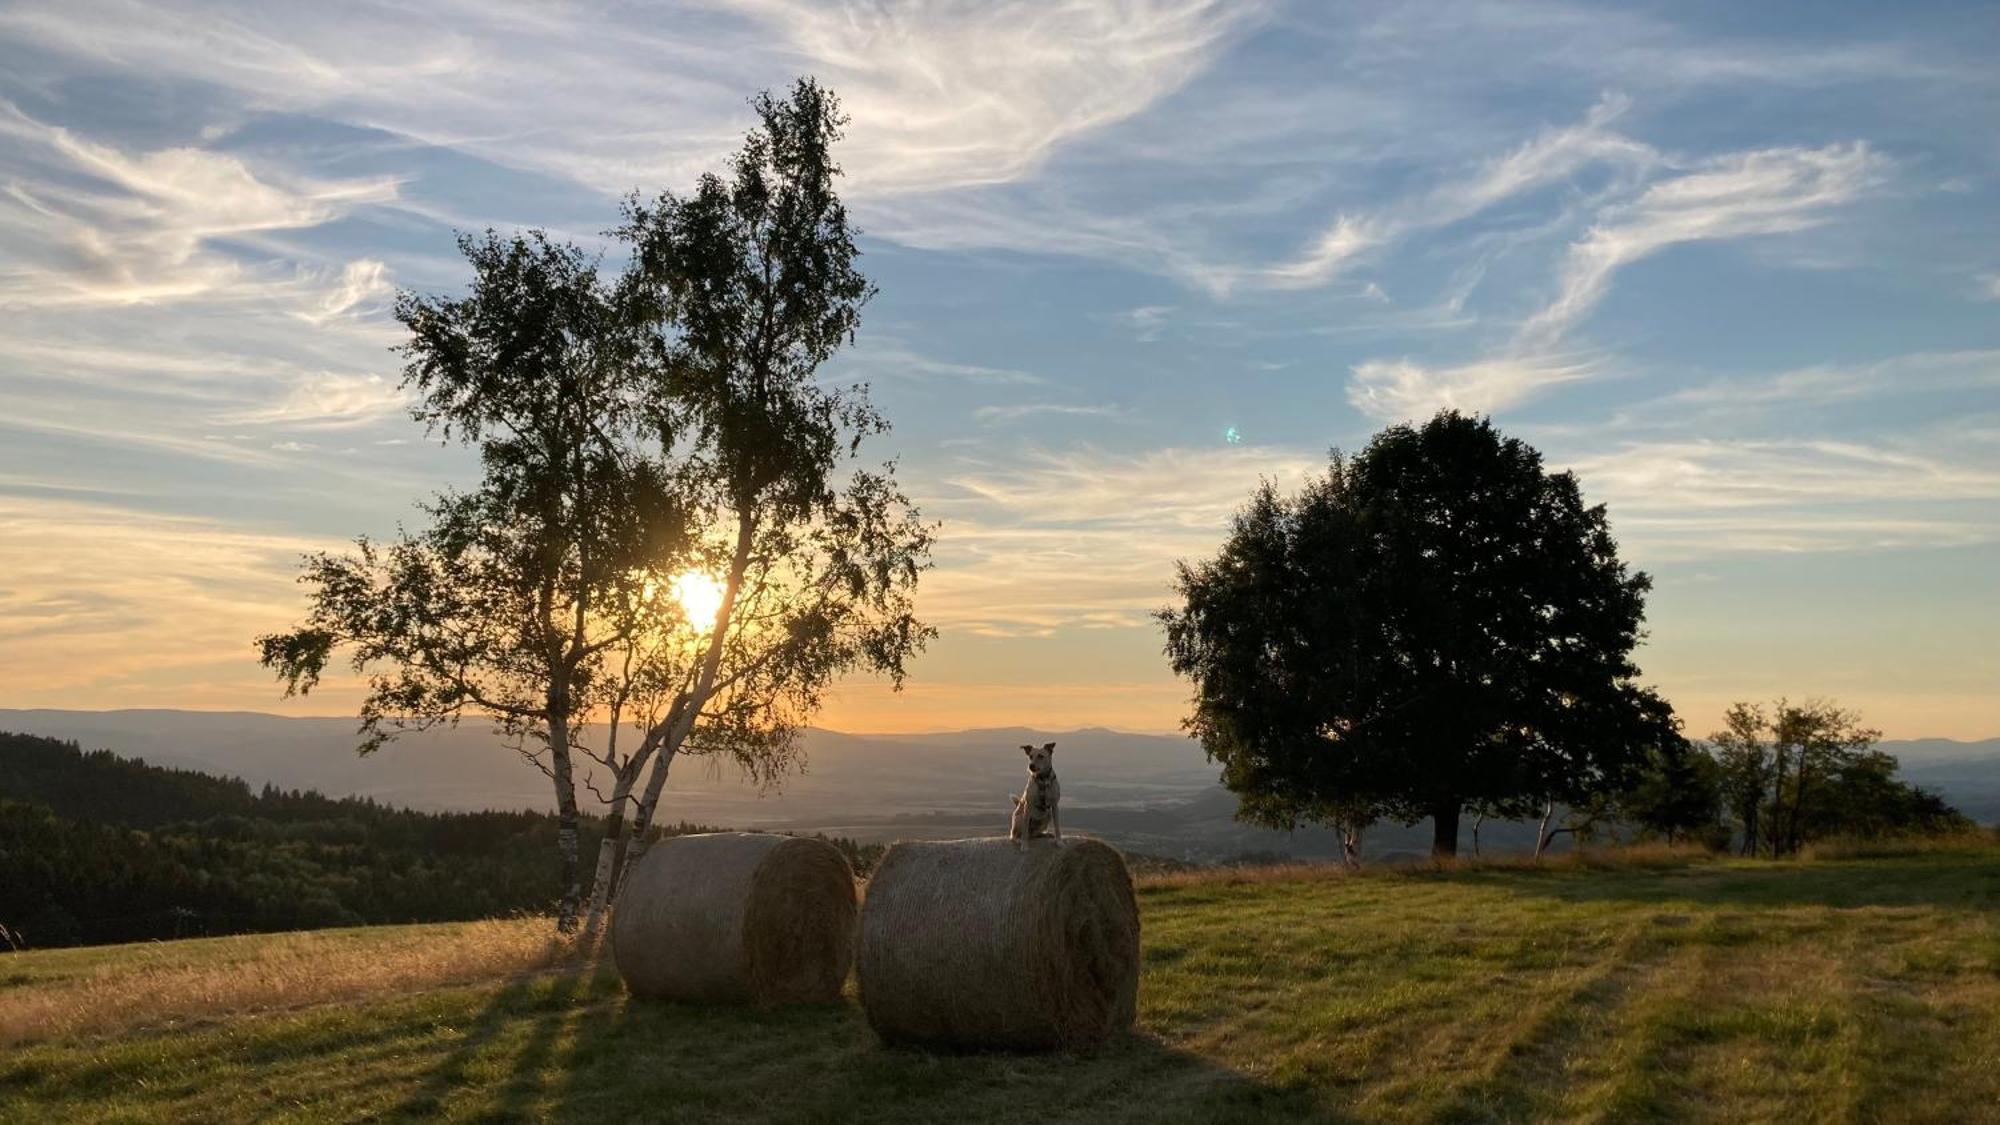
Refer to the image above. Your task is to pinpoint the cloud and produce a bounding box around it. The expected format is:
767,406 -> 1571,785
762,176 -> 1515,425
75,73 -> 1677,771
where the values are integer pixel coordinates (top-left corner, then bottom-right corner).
1249,215 -> 1384,290
0,495 -> 338,700
1116,305 -> 1175,343
1422,92 -> 1656,227
0,103 -> 399,310
1523,142 -> 1886,346
1347,354 -> 1601,421
927,444 -> 1323,635
1157,94 -> 1656,296
833,335 -> 1049,386
1645,350 -> 2000,414
302,259 -> 392,324
1344,139 -> 1887,421
226,372 -> 408,429
730,0 -> 1263,195
1572,438 -> 2000,509
972,403 -> 1122,424
0,1 -> 1262,200
1561,436 -> 2000,558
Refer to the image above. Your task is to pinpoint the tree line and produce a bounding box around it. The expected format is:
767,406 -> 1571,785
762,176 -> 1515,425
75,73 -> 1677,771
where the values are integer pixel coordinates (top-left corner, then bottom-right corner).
0,731 -> 881,950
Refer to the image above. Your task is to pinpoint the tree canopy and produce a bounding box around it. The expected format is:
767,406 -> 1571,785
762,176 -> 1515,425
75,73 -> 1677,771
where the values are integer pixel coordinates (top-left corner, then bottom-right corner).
1161,410 -> 1678,856
257,78 -> 933,934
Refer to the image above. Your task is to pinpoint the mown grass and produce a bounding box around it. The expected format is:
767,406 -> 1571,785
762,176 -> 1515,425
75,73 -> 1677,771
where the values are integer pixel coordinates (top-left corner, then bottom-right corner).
3,842 -> 1998,1123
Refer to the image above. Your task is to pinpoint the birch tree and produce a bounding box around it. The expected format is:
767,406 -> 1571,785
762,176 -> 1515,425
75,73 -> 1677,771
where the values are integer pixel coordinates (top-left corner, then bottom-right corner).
260,80 -> 933,942
257,231 -> 682,932
574,79 -> 935,940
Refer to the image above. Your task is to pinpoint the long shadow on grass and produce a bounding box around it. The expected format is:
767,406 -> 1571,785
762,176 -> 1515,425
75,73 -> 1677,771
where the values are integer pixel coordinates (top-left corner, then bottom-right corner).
389,964 -> 607,1119
1485,853 -> 2000,914
471,985 -> 1357,1125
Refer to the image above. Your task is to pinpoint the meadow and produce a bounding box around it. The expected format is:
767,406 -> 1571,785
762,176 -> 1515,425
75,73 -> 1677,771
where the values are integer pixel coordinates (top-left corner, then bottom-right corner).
3,840 -> 1997,1123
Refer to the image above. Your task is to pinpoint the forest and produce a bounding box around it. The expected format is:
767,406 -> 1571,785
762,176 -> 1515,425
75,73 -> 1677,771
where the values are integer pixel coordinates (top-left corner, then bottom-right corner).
0,731 -> 879,949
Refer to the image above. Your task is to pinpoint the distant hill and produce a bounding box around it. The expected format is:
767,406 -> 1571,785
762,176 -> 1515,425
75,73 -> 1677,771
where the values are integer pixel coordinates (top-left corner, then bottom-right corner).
2,709 -> 1993,864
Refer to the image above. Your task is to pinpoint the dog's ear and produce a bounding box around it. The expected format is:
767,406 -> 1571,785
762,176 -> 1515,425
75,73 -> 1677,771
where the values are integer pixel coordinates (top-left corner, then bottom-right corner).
1021,744 -> 1035,755
1042,742 -> 1056,754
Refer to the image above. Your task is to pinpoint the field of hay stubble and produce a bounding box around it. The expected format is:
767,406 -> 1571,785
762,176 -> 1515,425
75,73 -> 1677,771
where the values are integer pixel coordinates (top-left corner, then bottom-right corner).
3,838 -> 1998,1124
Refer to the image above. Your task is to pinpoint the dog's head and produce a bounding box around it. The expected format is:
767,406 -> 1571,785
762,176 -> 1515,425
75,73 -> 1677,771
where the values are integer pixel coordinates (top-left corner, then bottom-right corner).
1021,741 -> 1056,777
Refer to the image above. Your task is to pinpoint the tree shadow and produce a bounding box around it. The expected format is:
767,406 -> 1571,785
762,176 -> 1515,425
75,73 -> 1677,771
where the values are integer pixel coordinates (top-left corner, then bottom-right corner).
388,963 -> 602,1119
383,970 -> 1355,1123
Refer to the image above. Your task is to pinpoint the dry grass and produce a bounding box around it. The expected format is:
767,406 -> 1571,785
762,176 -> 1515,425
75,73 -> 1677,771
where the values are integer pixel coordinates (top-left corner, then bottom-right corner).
0,917 -> 578,1047
1799,828 -> 2000,861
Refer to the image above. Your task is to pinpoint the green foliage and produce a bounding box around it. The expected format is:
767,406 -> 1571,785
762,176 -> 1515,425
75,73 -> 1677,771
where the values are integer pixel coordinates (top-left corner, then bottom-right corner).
1619,738 -> 1726,845
1706,699 -> 1964,856
1162,410 -> 1676,855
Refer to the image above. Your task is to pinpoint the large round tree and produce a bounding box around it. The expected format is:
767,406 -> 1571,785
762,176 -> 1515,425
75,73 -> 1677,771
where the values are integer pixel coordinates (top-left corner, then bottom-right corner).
1160,410 -> 1677,856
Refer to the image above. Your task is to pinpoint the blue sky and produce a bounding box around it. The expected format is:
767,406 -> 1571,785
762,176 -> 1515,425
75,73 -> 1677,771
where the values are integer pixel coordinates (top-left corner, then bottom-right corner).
1,1 -> 1996,737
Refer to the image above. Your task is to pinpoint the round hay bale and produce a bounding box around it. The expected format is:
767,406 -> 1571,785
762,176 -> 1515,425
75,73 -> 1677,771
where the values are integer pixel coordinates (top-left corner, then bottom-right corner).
611,831 -> 856,1005
858,836 -> 1139,1051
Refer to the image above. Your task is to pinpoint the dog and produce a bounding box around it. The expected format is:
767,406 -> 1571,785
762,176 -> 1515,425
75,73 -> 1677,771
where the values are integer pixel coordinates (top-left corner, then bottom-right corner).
1008,741 -> 1062,845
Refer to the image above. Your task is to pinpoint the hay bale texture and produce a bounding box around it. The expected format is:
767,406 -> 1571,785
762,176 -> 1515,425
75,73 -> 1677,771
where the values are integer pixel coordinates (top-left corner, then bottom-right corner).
612,832 -> 856,1005
858,836 -> 1139,1051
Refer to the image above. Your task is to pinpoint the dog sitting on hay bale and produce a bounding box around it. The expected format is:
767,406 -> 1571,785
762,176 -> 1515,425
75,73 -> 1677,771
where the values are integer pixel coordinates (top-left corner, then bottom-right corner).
858,835 -> 1141,1051
611,832 -> 857,1005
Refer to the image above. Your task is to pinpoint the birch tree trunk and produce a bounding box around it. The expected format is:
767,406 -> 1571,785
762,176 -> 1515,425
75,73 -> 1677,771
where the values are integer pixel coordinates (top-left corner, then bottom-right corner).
578,767 -> 639,947
1340,823 -> 1362,869
1534,800 -> 1555,861
618,746 -> 680,891
548,709 -> 583,934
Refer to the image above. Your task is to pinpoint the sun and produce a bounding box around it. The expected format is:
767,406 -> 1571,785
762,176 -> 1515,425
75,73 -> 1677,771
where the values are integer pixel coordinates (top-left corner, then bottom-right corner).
669,570 -> 726,630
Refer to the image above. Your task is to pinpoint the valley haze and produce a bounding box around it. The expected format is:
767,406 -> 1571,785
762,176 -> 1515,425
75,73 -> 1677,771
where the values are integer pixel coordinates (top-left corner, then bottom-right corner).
5,708 -> 1995,862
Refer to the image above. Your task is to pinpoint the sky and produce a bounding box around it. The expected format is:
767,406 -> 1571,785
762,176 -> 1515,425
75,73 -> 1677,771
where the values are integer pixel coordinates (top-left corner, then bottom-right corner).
1,1 -> 1996,740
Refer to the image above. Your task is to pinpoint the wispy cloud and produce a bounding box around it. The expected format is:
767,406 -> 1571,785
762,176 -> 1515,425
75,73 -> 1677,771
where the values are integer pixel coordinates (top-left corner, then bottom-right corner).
1522,142 -> 1886,347
1344,137 -> 1887,421
834,335 -> 1049,386
0,495 -> 338,699
972,403 -> 1122,424
1347,354 -> 1601,421
1560,435 -> 2000,559
926,444 -> 1322,635
0,102 -> 398,310
731,0 -> 1264,194
1643,350 -> 2000,415
0,0 -> 1264,200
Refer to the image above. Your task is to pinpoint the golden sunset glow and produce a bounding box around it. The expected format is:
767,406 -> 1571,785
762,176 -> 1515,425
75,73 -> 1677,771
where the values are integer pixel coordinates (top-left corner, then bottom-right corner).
669,570 -> 726,631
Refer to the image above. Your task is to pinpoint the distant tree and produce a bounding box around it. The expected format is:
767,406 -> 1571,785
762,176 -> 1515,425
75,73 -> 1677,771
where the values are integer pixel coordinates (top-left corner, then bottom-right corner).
1621,739 -> 1725,846
1161,411 -> 1675,857
1710,702 -> 1774,856
1710,699 -> 1965,854
1769,700 -> 1880,856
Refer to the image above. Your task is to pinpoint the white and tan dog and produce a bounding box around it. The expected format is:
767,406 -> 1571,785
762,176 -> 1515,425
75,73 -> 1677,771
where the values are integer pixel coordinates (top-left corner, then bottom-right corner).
1008,741 -> 1062,845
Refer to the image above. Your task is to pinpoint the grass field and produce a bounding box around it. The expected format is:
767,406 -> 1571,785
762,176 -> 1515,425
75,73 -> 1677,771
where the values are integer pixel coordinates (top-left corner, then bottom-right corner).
4,841 -> 1998,1123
